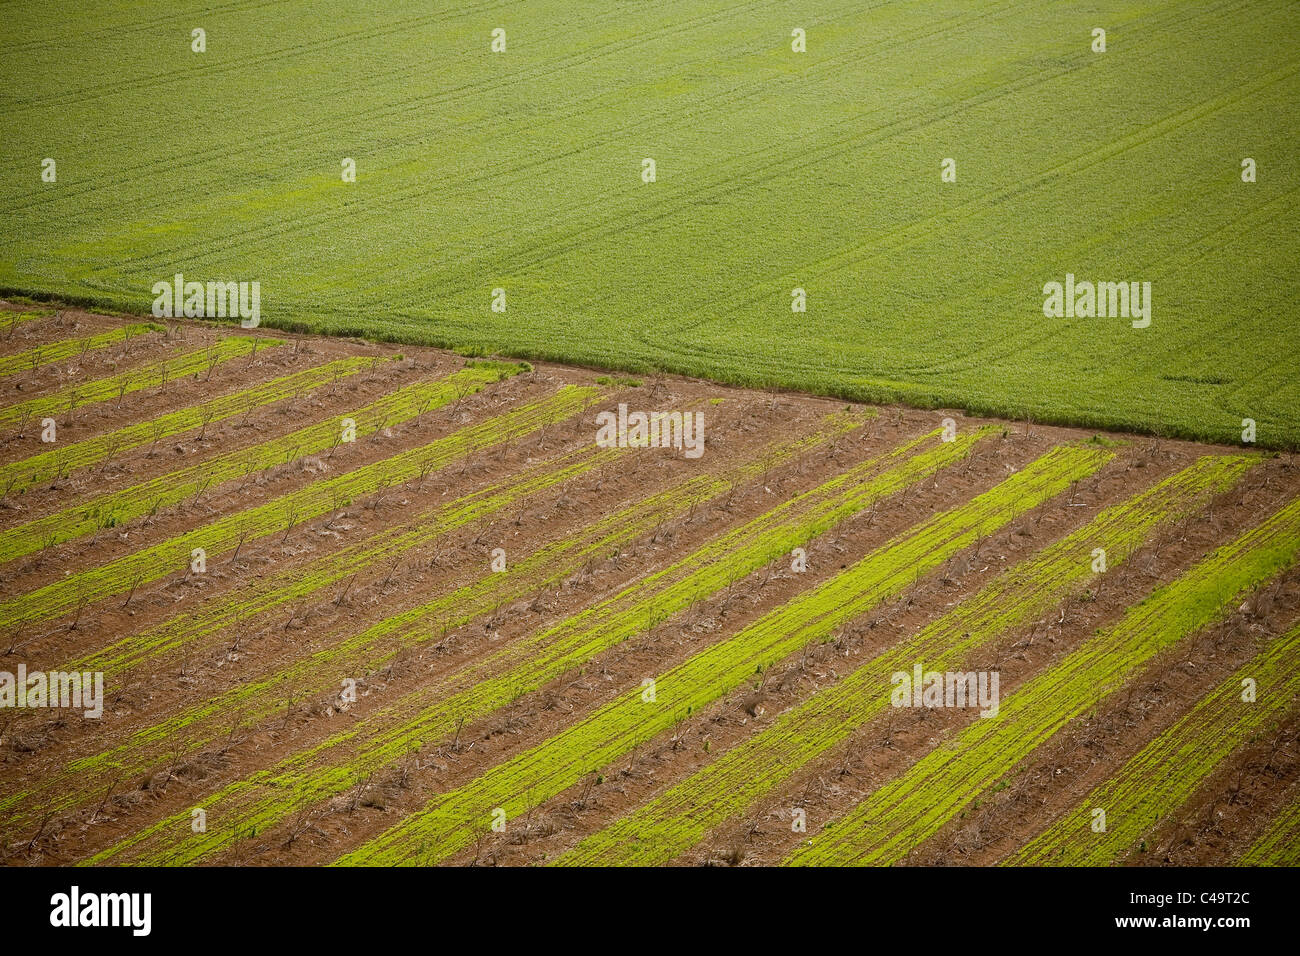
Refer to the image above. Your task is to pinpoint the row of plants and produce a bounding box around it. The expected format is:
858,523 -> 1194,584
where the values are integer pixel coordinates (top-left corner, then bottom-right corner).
0,322 -> 162,378
559,454 -> 1255,865
1237,780 -> 1300,866
0,360 -> 518,563
0,335 -> 274,431
333,444 -> 1109,865
0,386 -> 598,637
0,355 -> 376,495
786,495 -> 1300,865
1009,619 -> 1300,864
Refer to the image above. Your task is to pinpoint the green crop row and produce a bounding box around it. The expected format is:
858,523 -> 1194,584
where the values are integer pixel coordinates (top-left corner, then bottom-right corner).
787,495 -> 1300,866
0,322 -> 162,379
0,355 -> 378,496
0,337 -> 277,431
1009,620 -> 1300,865
1237,785 -> 1300,866
89,421 -> 983,865
558,454 -> 1255,865
0,308 -> 56,332
22,414 -> 858,839
0,361 -> 521,564
0,442 -> 618,833
330,444 -> 1109,866
0,386 -> 598,636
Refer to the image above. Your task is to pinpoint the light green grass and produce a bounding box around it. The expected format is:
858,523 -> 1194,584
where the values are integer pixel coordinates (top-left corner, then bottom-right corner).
559,454 -> 1253,866
331,444 -> 1108,866
1008,620 -> 1300,865
787,495 -> 1300,866
0,336 -> 277,430
0,360 -> 520,563
2,1 -> 1297,445
0,385 -> 597,636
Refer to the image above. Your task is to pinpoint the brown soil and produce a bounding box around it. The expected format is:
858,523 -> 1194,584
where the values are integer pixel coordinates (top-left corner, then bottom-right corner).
1,301 -> 1296,868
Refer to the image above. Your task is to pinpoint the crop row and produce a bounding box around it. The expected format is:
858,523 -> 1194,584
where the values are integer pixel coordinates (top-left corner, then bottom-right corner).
0,336 -> 275,431
0,322 -> 162,379
332,444 -> 1110,865
90,421 -> 989,864
20,413 -> 858,837
0,385 -> 599,636
1238,784 -> 1300,866
1009,619 -> 1300,864
0,355 -> 378,496
0,360 -> 521,564
786,494 -> 1300,866
0,443 -> 619,831
1,308 -> 56,333
559,454 -> 1255,865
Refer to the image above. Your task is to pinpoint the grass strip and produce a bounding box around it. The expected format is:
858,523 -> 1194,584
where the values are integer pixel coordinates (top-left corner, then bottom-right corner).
20,414 -> 858,836
90,423 -> 997,865
0,355 -> 377,495
0,385 -> 597,636
1237,786 -> 1300,866
1008,621 -> 1300,865
786,495 -> 1300,866
0,360 -> 521,564
558,454 -> 1255,865
0,337 -> 272,428
0,323 -> 162,379
0,441 -> 618,831
0,308 -> 57,333
330,444 -> 1108,866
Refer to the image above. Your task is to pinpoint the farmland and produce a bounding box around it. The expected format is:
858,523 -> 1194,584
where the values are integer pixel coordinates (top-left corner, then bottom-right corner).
2,0 -> 1299,447
1,0 -> 1299,877
0,302 -> 1296,870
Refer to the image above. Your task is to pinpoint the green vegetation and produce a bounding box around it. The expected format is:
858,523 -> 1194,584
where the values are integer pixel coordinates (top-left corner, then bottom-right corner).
90,420 -> 984,865
558,454 -> 1254,865
3,1 -> 1297,445
0,323 -> 161,378
0,355 -> 374,495
1009,620 -> 1300,865
0,336 -> 277,430
19,414 -> 856,836
0,361 -> 521,563
787,495 -> 1300,866
1238,785 -> 1300,866
329,445 -> 1107,866
0,307 -> 56,331
0,386 -> 597,635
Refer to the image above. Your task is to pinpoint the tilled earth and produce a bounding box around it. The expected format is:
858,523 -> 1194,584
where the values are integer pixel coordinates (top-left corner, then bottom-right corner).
1,301 -> 1296,867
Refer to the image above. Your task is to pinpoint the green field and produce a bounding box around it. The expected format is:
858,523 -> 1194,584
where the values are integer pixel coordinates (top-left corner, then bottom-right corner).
2,0 -> 1298,446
